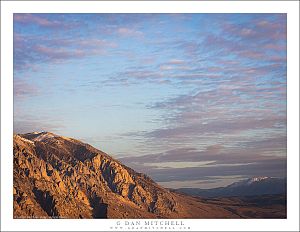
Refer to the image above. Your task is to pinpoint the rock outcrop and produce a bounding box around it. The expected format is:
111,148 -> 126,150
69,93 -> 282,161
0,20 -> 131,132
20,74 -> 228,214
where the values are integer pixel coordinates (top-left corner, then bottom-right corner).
13,132 -> 241,219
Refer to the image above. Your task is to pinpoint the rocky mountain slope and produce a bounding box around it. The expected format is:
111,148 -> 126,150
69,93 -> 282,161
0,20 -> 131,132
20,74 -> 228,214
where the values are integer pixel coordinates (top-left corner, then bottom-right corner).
13,132 -> 286,219
14,132 -> 243,219
174,177 -> 286,198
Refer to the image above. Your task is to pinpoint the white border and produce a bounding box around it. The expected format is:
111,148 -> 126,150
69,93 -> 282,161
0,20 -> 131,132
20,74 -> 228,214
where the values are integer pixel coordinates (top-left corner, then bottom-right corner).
1,1 -> 299,231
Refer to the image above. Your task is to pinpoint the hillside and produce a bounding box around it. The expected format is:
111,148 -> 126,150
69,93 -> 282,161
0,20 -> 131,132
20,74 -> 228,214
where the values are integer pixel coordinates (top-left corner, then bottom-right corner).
13,132 -> 286,219
174,177 -> 286,198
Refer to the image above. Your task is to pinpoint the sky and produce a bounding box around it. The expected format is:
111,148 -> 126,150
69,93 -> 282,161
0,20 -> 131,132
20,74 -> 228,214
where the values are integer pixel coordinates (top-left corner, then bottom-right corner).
14,14 -> 287,189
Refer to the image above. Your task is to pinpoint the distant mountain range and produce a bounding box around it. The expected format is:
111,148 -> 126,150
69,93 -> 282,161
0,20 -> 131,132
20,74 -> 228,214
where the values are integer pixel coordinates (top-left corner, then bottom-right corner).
174,177 -> 286,198
13,132 -> 286,219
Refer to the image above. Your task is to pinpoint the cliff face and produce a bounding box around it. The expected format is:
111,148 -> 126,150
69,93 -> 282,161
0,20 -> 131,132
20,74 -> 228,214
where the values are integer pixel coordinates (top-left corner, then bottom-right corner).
13,132 -> 240,219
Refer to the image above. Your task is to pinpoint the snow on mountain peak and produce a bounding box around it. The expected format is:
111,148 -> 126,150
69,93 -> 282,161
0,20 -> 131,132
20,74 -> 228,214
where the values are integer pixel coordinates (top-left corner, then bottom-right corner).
228,176 -> 271,188
247,176 -> 269,184
21,131 -> 57,142
33,132 -> 55,142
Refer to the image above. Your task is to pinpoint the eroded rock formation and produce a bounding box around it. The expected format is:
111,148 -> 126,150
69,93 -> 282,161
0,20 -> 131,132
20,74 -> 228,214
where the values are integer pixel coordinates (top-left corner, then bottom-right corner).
13,132 -> 242,219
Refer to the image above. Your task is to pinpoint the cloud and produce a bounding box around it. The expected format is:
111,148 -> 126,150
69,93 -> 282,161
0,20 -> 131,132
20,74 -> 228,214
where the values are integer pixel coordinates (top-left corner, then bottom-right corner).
120,147 -> 286,184
13,33 -> 117,70
14,14 -> 60,27
13,14 -> 287,189
116,27 -> 143,37
167,59 -> 186,65
157,176 -> 246,189
120,135 -> 286,164
197,15 -> 286,64
145,117 -> 284,140
103,27 -> 286,86
13,14 -> 77,29
34,45 -> 86,60
141,85 -> 286,154
14,79 -> 39,98
110,15 -> 287,185
146,157 -> 286,182
158,59 -> 192,72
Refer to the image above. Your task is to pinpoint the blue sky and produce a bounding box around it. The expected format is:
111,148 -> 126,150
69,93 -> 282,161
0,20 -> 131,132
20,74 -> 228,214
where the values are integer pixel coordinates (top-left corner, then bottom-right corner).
14,14 -> 286,188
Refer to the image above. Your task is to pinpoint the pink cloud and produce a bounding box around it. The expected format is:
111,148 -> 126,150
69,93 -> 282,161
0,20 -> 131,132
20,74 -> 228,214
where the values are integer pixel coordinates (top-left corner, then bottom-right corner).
116,27 -> 143,37
239,28 -> 256,37
14,14 -> 61,28
14,34 -> 118,70
14,79 -> 39,98
77,39 -> 117,48
168,59 -> 185,65
34,45 -> 86,59
264,43 -> 286,52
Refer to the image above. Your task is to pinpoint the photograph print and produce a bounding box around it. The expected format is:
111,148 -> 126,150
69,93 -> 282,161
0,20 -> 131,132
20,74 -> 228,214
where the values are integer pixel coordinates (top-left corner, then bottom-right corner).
13,13 -> 287,219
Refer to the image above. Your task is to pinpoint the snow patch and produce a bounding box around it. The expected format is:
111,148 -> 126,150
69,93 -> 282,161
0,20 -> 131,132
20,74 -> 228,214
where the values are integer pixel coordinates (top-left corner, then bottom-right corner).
32,132 -> 56,142
246,176 -> 269,185
229,176 -> 270,188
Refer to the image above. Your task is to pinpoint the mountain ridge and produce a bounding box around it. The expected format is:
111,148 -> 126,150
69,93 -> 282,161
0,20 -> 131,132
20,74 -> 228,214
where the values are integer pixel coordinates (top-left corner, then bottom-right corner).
14,132 -> 238,218
13,132 -> 286,219
174,176 -> 286,198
